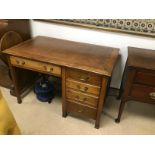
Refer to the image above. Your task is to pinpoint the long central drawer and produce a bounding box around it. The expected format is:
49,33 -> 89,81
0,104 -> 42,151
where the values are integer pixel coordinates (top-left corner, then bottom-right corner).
10,56 -> 61,76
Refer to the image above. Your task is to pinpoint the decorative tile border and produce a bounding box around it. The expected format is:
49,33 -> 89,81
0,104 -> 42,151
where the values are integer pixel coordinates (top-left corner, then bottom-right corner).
35,19 -> 155,37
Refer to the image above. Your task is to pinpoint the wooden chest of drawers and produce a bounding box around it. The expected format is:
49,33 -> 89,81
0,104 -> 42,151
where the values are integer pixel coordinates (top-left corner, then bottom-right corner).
116,47 -> 155,123
63,68 -> 108,128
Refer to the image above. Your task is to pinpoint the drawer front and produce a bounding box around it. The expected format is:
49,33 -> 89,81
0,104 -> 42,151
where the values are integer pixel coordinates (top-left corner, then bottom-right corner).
66,79 -> 100,96
67,100 -> 97,119
10,56 -> 61,76
66,68 -> 101,86
134,71 -> 155,87
130,84 -> 155,103
66,89 -> 98,108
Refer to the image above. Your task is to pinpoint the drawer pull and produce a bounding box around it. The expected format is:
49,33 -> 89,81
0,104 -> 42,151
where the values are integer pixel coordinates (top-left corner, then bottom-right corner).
83,98 -> 87,102
75,95 -> 80,100
78,109 -> 83,113
77,85 -> 81,89
149,92 -> 155,100
79,76 -> 89,82
43,66 -> 47,70
21,61 -> 25,65
16,60 -> 20,64
50,68 -> 53,72
84,87 -> 88,92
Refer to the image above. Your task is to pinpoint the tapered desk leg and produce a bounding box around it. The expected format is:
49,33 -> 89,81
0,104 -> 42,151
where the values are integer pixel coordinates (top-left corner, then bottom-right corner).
115,100 -> 126,123
9,65 -> 22,104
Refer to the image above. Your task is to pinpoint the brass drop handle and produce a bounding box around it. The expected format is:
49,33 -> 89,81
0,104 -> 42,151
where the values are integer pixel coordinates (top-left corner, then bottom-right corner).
149,92 -> 155,100
78,109 -> 83,113
43,66 -> 47,70
83,98 -> 87,102
79,76 -> 89,82
75,95 -> 80,100
21,61 -> 25,65
16,60 -> 20,64
77,85 -> 81,89
50,68 -> 53,72
84,87 -> 88,92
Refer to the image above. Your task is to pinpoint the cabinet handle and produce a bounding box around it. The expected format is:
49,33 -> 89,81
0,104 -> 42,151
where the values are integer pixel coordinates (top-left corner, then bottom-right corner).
16,60 -> 20,64
75,95 -> 80,100
43,66 -> 47,70
83,98 -> 87,102
77,85 -> 81,89
84,87 -> 88,92
149,92 -> 155,100
79,76 -> 89,82
78,109 -> 83,113
21,61 -> 25,65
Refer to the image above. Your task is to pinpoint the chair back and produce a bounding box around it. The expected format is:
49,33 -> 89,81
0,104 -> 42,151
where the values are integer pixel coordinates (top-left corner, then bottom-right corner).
0,31 -> 23,65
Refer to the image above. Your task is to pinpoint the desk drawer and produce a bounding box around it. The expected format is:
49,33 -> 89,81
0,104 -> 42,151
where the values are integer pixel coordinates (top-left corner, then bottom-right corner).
10,56 -> 61,76
66,79 -> 100,96
66,68 -> 101,86
66,89 -> 98,108
67,100 -> 97,119
130,84 -> 155,103
134,71 -> 155,87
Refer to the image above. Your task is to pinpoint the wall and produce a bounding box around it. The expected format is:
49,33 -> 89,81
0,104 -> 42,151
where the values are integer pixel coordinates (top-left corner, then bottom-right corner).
30,20 -> 155,89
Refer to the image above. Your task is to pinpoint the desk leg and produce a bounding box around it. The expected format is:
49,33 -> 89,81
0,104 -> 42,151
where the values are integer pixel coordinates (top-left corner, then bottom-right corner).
95,77 -> 108,129
62,67 -> 67,117
9,65 -> 22,104
115,100 -> 126,123
117,61 -> 128,100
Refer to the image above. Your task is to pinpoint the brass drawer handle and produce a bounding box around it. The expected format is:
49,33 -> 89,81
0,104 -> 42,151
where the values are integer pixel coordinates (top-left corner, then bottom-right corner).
16,60 -> 20,64
75,95 -> 80,100
50,68 -> 53,72
84,87 -> 88,92
83,98 -> 87,102
21,61 -> 25,65
43,66 -> 47,70
78,109 -> 83,113
79,76 -> 89,82
77,85 -> 81,89
149,92 -> 155,100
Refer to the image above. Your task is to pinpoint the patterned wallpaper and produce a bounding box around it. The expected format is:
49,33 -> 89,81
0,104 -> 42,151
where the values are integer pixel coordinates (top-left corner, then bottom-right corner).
50,19 -> 155,37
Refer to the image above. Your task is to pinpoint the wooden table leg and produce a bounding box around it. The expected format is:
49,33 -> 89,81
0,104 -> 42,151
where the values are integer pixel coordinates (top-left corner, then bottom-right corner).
9,65 -> 22,104
117,61 -> 128,100
95,77 -> 108,129
62,67 -> 67,117
115,100 -> 126,123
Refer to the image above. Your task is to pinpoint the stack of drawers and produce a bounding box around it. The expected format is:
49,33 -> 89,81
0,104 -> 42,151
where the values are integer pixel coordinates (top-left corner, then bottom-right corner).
130,69 -> 155,103
65,68 -> 102,120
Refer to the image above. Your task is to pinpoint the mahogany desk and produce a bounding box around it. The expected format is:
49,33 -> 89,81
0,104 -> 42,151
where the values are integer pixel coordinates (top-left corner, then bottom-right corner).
3,36 -> 119,128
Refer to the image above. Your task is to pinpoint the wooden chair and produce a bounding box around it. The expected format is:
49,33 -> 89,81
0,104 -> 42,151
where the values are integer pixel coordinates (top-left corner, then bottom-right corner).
0,31 -> 23,66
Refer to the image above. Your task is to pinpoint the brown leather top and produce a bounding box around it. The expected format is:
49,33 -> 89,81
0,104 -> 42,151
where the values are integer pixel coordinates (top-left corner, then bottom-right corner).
128,47 -> 155,70
3,36 -> 119,76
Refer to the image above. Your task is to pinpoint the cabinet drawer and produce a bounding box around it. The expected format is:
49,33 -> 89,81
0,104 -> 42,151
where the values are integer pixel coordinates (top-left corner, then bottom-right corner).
66,79 -> 100,96
66,68 -> 101,86
66,89 -> 98,108
67,100 -> 97,119
10,56 -> 61,76
134,71 -> 155,87
130,84 -> 155,103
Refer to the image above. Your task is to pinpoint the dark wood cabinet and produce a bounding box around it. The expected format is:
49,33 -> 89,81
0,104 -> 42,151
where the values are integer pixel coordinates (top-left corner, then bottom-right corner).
116,47 -> 155,123
0,19 -> 38,96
